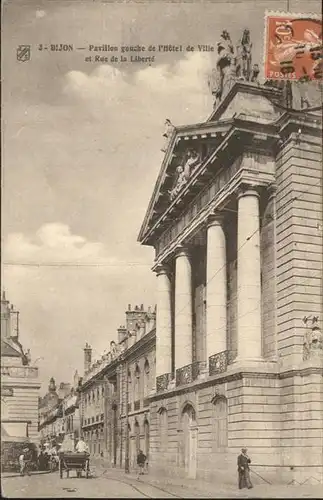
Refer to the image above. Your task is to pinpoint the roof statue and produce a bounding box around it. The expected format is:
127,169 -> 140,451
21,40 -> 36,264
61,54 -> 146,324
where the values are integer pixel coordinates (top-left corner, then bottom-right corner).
236,29 -> 252,81
161,118 -> 175,153
209,28 -> 258,107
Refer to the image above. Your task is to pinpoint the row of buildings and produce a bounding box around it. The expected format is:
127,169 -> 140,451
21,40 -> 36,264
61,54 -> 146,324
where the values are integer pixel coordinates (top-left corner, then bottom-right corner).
37,303 -> 156,468
38,373 -> 82,451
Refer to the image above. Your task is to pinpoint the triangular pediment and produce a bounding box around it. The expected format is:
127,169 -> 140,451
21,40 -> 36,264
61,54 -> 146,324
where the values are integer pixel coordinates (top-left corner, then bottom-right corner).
138,118 -> 234,244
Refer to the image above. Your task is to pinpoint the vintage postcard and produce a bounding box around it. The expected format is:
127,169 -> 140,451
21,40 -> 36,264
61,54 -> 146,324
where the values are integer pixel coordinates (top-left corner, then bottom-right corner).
1,0 -> 322,498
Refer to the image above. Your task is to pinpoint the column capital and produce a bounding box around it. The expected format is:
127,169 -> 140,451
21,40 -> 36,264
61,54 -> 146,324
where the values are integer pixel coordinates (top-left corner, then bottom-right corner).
174,244 -> 191,259
206,211 -> 225,228
153,263 -> 170,276
237,184 -> 261,201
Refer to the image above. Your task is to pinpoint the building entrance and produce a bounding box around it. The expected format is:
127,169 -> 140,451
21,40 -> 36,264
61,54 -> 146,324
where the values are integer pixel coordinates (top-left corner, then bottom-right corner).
181,403 -> 197,479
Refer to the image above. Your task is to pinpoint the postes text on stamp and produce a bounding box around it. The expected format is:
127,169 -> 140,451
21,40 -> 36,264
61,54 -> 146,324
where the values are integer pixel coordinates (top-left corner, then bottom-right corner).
264,12 -> 322,81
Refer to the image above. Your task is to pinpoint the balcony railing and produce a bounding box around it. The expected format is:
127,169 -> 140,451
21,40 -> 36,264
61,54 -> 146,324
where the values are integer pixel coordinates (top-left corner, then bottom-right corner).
176,361 -> 204,387
209,350 -> 237,376
143,397 -> 149,408
134,400 -> 140,411
1,365 -> 38,379
156,372 -> 171,393
127,403 -> 132,412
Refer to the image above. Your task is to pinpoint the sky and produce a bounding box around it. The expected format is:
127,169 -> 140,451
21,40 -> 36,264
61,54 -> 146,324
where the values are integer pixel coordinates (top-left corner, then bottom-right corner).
2,0 -> 321,393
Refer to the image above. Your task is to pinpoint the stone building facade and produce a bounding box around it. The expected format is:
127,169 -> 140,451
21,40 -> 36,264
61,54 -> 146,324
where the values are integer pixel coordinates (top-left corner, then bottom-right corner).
38,378 -> 73,448
1,292 -> 41,443
137,30 -> 323,485
79,304 -> 156,467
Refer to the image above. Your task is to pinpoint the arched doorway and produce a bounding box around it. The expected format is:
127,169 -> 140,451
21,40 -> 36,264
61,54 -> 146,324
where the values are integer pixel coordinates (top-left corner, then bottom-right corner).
181,403 -> 197,479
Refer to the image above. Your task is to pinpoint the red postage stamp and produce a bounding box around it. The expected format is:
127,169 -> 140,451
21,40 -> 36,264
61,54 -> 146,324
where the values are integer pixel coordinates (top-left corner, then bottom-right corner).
264,12 -> 322,81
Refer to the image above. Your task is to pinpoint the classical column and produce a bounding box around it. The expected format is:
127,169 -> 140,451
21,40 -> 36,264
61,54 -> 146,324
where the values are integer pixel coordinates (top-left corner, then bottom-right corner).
155,264 -> 172,378
206,214 -> 227,364
174,246 -> 193,370
237,187 -> 262,361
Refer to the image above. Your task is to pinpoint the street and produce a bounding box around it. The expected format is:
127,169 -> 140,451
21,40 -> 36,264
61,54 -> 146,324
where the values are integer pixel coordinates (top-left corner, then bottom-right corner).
1,470 -> 179,499
2,467 -> 323,499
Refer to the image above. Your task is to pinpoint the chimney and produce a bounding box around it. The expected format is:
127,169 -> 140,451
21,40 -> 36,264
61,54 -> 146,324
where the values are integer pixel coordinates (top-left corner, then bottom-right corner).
117,325 -> 127,343
128,304 -> 131,311
140,304 -> 144,311
84,343 -> 92,373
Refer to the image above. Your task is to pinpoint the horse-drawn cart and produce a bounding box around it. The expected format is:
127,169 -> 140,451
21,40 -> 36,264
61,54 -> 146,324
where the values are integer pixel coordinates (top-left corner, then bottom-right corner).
59,452 -> 90,479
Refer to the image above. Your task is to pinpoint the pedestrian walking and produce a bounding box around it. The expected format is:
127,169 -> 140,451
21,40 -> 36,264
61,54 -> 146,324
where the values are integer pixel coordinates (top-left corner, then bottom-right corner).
19,448 -> 31,476
237,448 -> 253,489
136,450 -> 146,480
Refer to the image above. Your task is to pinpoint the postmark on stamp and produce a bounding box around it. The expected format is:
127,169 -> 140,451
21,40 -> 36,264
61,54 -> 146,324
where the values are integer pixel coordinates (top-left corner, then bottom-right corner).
264,12 -> 322,81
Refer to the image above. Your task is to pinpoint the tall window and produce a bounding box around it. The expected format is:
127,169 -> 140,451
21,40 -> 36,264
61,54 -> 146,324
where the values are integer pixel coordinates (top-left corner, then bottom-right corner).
128,369 -> 132,403
134,364 -> 141,401
134,420 -> 140,453
143,359 -> 150,397
158,407 -> 168,451
144,419 -> 150,458
211,396 -> 228,451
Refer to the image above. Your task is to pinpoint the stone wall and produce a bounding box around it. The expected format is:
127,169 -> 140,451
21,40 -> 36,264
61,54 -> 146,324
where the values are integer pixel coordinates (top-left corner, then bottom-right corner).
2,383 -> 40,442
275,134 -> 322,365
226,214 -> 238,358
260,191 -> 277,359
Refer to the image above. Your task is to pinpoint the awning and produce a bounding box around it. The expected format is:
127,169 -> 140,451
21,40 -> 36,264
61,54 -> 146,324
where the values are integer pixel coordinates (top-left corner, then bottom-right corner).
1,422 -> 29,443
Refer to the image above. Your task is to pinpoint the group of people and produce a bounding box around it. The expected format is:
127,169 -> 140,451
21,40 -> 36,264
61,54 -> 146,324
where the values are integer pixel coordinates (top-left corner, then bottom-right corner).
18,438 -> 90,476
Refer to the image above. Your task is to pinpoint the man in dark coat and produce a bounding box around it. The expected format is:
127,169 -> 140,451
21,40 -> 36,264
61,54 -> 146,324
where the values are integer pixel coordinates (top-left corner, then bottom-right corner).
237,447 -> 253,489
136,450 -> 147,480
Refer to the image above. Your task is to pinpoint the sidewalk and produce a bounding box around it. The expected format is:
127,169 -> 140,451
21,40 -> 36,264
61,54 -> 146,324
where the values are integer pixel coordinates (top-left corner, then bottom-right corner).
90,458 -> 323,498
1,470 -> 51,479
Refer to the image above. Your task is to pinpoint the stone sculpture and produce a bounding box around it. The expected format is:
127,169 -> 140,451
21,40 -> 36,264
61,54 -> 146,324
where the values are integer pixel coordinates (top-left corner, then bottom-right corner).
236,29 -> 252,81
161,118 -> 175,153
210,28 -> 257,106
169,149 -> 201,201
169,166 -> 187,200
303,316 -> 322,360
